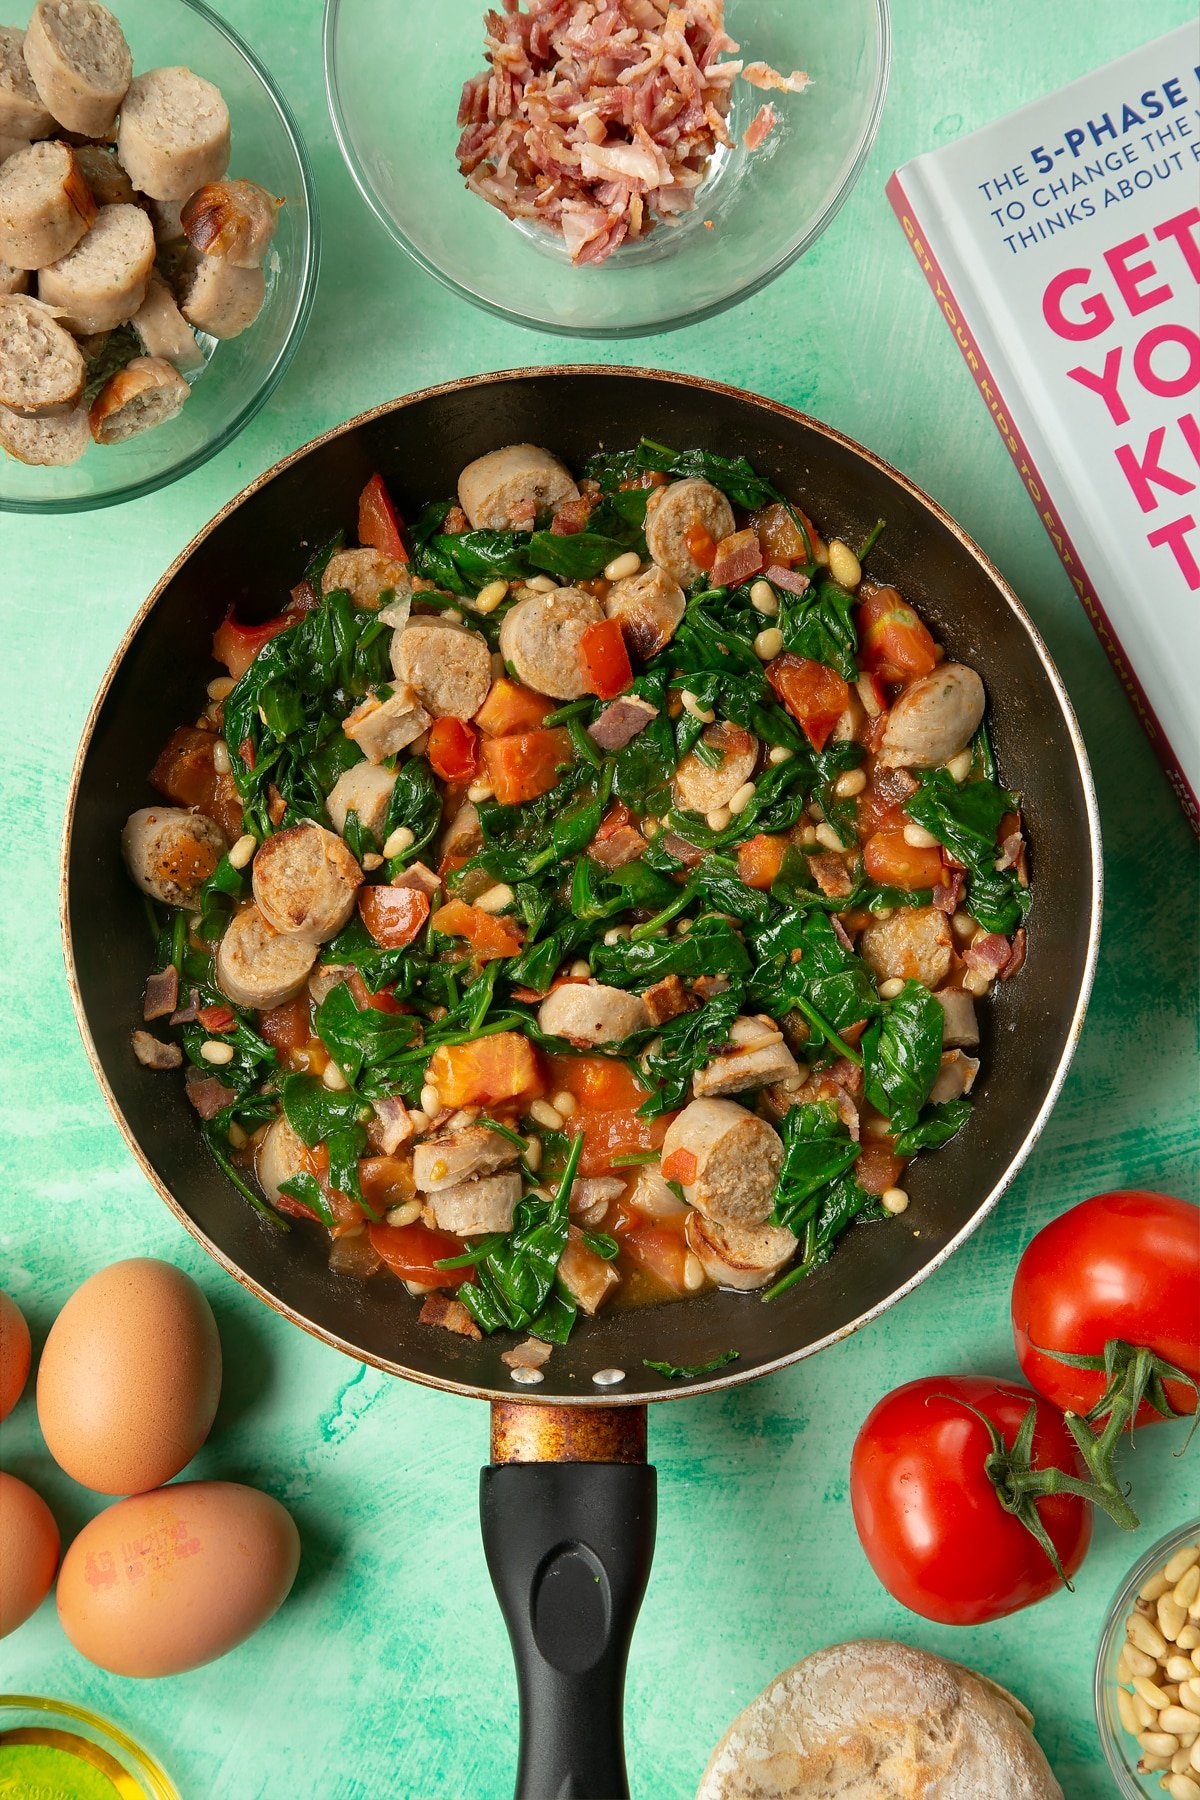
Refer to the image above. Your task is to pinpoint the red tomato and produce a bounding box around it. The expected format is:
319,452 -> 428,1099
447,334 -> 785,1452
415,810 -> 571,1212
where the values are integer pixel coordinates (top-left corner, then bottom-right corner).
368,1222 -> 468,1288
345,971 -> 404,1015
579,618 -> 633,700
684,520 -> 718,571
850,1375 -> 1093,1625
195,1003 -> 235,1033
863,829 -> 945,891
357,473 -> 407,562
212,608 -> 299,680
358,1155 -> 416,1214
257,995 -> 311,1052
150,725 -> 243,840
766,655 -> 850,751
856,584 -> 937,682
1012,1191 -> 1200,1428
358,885 -> 431,949
427,716 -> 479,783
620,1220 -> 690,1293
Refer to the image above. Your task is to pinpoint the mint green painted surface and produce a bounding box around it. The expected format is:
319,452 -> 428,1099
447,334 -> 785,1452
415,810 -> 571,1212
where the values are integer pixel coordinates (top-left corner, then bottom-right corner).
1,3 -> 1196,1796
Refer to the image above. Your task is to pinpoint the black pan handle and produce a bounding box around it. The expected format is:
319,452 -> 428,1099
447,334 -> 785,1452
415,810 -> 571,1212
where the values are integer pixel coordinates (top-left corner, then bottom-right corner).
480,1404 -> 656,1800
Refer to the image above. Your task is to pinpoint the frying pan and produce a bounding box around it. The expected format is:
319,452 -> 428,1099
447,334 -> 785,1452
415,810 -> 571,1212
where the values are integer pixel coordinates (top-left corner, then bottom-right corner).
62,368 -> 1101,1800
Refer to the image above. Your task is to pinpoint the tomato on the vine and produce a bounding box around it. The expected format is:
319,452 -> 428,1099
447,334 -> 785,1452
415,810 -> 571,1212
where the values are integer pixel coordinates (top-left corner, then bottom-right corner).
1012,1190 -> 1199,1430
850,1375 -> 1093,1625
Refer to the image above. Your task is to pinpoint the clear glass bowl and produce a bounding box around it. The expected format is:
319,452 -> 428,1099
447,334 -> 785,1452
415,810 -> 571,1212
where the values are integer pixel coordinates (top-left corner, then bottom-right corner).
324,0 -> 890,337
0,1695 -> 179,1799
0,0 -> 318,514
1095,1519 -> 1200,1798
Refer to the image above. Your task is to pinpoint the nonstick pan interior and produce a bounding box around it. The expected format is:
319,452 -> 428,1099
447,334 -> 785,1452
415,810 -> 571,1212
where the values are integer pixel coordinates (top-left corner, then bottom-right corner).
63,368 -> 1101,1404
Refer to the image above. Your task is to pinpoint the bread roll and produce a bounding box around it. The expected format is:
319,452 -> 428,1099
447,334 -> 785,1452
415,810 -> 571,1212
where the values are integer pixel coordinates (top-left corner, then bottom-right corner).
695,1640 -> 1063,1800
23,0 -> 132,138
117,66 -> 230,202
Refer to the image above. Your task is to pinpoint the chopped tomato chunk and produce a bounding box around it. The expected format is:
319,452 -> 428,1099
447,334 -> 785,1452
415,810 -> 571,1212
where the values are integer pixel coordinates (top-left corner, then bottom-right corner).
475,678 -> 555,737
863,830 -> 944,891
546,1054 -> 645,1112
737,832 -> 787,891
766,655 -> 850,751
357,473 -> 408,562
569,1109 -> 673,1178
660,1147 -> 697,1186
345,971 -> 405,1014
196,1003 -> 235,1033
857,583 -> 937,681
150,725 -> 243,840
368,1221 -> 468,1288
481,728 -> 572,806
428,1032 -> 544,1108
856,1143 -> 905,1194
427,716 -> 479,784
256,995 -> 311,1051
750,502 -> 823,567
430,898 -> 524,961
620,1219 -> 690,1293
212,608 -> 299,681
358,1154 -> 416,1213
579,618 -> 633,700
684,519 -> 718,571
359,885 -> 431,949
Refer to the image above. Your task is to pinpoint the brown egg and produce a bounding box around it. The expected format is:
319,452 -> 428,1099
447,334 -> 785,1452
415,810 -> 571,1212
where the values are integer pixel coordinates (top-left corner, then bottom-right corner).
37,1258 -> 221,1494
0,1471 -> 60,1637
57,1480 -> 300,1675
0,1289 -> 31,1420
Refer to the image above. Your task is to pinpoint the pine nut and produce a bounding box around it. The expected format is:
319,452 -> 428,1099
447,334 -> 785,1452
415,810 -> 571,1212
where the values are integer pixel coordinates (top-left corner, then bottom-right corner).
523,1136 -> 543,1172
529,1098 -> 564,1130
728,781 -> 757,816
1178,1627 -> 1200,1650
799,824 -> 818,848
706,806 -> 732,831
200,1040 -> 234,1065
387,1199 -> 422,1227
1162,1597 -> 1189,1642
466,781 -> 494,804
552,1090 -> 578,1117
1167,1549 -> 1200,1585
322,1061 -> 348,1092
1119,1688 -> 1143,1735
1127,1645 -> 1164,1677
474,883 -> 514,914
1141,1732 -> 1181,1757
1181,1680 -> 1200,1714
963,969 -> 993,997
881,1187 -> 909,1214
1175,1745 -> 1197,1774
442,608 -> 463,624
420,1084 -> 441,1115
604,551 -> 641,582
827,539 -> 861,589
227,1121 -> 248,1150
951,910 -> 976,940
683,1253 -> 705,1291
1168,1775 -> 1200,1800
1133,1692 -> 1158,1730
1191,1739 -> 1200,1773
1143,1752 -> 1172,1773
835,768 -> 868,799
602,926 -> 630,947
1168,1657 -> 1196,1684
212,739 -> 231,775
945,748 -> 973,782
406,1110 -> 429,1135
814,823 -> 845,852
1162,1709 -> 1199,1737
750,579 -> 778,614
768,745 -> 792,765
754,627 -> 784,661
565,959 -> 589,978
475,579 -> 509,614
1136,1677 -> 1174,1711
1130,1615 -> 1170,1659
1144,1572 -> 1175,1603
874,907 -> 894,921
383,825 -> 415,858
362,852 -> 383,871
228,832 -> 256,870
207,675 -> 235,702
526,575 -> 558,592
879,977 -> 905,1001
681,689 -> 716,723
1177,1569 -> 1200,1609
903,821 -> 940,849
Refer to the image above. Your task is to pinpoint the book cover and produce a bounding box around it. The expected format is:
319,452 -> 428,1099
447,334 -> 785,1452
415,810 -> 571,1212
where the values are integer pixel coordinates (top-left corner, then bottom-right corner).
888,26 -> 1200,829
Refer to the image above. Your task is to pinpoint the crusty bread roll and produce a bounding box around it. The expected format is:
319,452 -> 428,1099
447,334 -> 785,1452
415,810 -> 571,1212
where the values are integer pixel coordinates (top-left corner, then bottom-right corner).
38,199 -> 153,332
0,137 -> 95,269
0,290 -> 84,413
0,26 -> 54,140
23,0 -> 132,138
117,65 -> 229,202
695,1640 -> 1063,1800
0,395 -> 87,462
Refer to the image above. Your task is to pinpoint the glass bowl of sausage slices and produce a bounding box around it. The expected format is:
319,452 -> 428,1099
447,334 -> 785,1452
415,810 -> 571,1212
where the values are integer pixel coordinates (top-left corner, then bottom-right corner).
118,435 -> 1034,1354
0,0 -> 318,513
323,0 -> 890,336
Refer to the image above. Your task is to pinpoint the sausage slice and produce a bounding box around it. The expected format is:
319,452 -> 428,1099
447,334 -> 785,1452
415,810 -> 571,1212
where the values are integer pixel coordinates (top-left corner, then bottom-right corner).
215,905 -> 317,1011
0,394 -> 86,461
877,665 -> 986,769
23,0 -> 132,137
644,478 -> 735,585
673,720 -> 758,814
0,257 -> 28,297
497,586 -> 604,701
342,687 -> 431,763
0,139 -> 95,269
0,27 -> 54,139
256,1114 -> 313,1208
557,1227 -> 620,1314
117,66 -> 230,202
322,546 -> 410,612
859,907 -> 953,991
691,1015 -> 799,1098
935,987 -> 979,1048
414,1125 -> 519,1192
604,562 -> 685,658
537,981 -> 648,1047
391,618 -> 491,720
131,269 -> 202,371
179,255 -> 264,340
74,144 -> 135,208
38,201 -> 154,333
660,1098 -> 783,1229
326,762 -> 396,839
0,293 -> 84,414
181,178 -> 279,267
685,1211 -> 797,1291
457,442 -> 579,531
252,822 -> 363,942
89,354 -> 190,443
426,1171 -> 522,1237
121,805 -> 226,907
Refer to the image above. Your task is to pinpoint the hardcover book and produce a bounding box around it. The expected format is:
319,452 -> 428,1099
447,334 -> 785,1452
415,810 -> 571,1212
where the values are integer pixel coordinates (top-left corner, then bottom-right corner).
888,25 -> 1200,828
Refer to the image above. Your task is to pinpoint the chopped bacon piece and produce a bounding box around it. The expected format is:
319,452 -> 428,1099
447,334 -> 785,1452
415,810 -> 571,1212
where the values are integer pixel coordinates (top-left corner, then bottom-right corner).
711,527 -> 765,588
1000,928 -> 1027,981
368,1096 -> 415,1156
807,853 -> 855,898
390,861 -> 443,899
587,694 -> 659,751
442,504 -> 469,535
641,973 -> 694,1026
830,913 -> 856,953
692,974 -> 731,1001
419,1294 -> 482,1340
742,62 -> 810,94
170,987 -> 200,1026
185,1070 -> 235,1119
143,966 -> 179,1021
589,821 -> 648,871
743,103 -> 777,151
550,495 -> 595,536
763,564 -> 811,596
660,831 -> 706,868
932,868 -> 966,914
131,1030 -> 182,1071
963,933 -> 1013,978
196,1003 -> 236,1033
501,1338 -> 553,1370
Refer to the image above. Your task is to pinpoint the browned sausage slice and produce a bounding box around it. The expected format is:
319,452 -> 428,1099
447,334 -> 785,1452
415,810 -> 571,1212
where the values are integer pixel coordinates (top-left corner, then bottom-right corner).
23,0 -> 132,137
644,478 -> 735,585
89,355 -> 189,442
457,442 -> 579,530
0,139 -> 95,269
117,66 -> 230,202
660,1098 -> 783,1229
252,822 -> 363,942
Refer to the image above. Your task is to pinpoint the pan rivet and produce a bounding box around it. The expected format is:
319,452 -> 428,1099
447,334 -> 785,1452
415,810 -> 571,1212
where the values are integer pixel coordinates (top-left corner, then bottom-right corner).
510,1367 -> 544,1386
592,1368 -> 626,1387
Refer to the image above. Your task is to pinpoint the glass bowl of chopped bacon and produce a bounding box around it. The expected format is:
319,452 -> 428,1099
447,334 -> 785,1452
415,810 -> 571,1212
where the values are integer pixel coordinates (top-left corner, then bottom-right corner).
324,0 -> 890,336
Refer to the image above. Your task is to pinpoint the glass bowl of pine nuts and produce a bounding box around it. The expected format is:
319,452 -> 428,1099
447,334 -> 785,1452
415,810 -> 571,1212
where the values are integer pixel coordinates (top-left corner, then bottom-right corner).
1096,1521 -> 1200,1799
